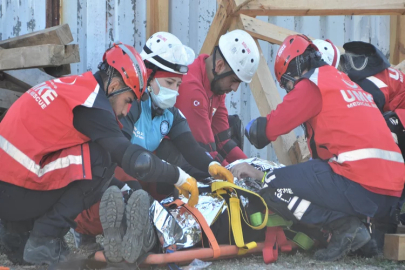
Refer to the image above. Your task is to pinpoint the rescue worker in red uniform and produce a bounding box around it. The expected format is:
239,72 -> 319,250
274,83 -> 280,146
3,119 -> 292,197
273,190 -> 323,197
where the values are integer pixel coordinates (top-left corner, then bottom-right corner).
174,30 -> 260,166
232,35 -> 405,261
0,43 -> 201,266
312,39 -> 405,254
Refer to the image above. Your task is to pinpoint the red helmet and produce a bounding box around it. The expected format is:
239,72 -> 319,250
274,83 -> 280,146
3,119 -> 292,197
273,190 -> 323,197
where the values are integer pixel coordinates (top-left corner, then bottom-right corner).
102,42 -> 147,100
274,35 -> 316,84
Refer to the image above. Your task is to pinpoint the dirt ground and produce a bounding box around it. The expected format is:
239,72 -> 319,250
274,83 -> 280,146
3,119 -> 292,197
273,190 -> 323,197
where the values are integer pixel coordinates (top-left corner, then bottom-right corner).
1,232 -> 405,270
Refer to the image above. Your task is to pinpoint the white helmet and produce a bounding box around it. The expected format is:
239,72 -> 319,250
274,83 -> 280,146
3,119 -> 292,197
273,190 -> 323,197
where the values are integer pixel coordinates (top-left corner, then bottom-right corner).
312,39 -> 340,68
218,29 -> 260,83
141,32 -> 195,74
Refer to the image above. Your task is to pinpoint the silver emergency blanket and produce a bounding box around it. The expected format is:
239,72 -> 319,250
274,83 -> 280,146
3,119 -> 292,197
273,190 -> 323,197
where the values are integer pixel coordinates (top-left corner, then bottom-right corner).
150,157 -> 284,250
226,157 -> 285,193
151,193 -> 226,250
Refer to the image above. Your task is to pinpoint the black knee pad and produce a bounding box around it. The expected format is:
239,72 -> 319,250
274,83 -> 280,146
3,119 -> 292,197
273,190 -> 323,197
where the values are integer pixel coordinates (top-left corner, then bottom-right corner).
122,145 -> 156,181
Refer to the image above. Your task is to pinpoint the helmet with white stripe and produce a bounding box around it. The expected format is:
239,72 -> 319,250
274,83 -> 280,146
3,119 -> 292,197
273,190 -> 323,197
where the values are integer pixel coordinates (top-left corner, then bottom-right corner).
140,32 -> 195,75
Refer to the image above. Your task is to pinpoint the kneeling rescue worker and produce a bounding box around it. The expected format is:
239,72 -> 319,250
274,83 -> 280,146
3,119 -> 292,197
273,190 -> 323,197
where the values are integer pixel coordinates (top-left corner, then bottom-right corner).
0,43 -> 203,265
312,39 -> 405,253
243,35 -> 405,261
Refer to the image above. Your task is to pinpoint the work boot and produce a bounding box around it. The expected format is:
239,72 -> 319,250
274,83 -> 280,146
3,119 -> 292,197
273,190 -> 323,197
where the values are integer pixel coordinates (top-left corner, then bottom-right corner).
122,190 -> 157,263
355,221 -> 397,257
70,228 -> 102,252
99,186 -> 126,263
0,222 -> 30,265
23,234 -> 70,265
314,216 -> 371,261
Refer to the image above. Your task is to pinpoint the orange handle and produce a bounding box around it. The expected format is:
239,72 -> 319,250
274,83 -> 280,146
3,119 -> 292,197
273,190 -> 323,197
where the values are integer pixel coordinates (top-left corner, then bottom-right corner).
94,243 -> 265,265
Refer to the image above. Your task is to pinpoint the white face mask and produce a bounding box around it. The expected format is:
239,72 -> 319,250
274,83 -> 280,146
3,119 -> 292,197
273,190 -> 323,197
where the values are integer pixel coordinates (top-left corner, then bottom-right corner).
149,78 -> 179,109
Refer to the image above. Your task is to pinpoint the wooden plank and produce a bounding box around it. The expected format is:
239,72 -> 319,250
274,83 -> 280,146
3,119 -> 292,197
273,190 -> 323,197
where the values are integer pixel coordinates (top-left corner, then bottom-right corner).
240,14 -> 300,45
239,0 -> 405,16
384,234 -> 405,261
0,44 -> 80,71
0,24 -> 73,49
146,0 -> 169,38
239,14 -> 345,54
288,136 -> 311,164
390,16 -> 405,65
0,88 -> 23,110
2,69 -> 55,91
395,60 -> 405,73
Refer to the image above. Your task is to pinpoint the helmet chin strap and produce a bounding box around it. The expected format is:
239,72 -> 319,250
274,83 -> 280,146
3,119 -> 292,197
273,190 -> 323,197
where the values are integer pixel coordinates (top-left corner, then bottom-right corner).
210,46 -> 234,95
107,86 -> 131,98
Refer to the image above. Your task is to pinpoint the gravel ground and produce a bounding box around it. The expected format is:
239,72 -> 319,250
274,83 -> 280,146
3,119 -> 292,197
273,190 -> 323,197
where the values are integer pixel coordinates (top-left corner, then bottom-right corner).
1,232 -> 405,270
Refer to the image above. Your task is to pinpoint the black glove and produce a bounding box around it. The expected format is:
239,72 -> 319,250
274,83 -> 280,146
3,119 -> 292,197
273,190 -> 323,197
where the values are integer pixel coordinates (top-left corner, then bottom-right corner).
245,117 -> 270,149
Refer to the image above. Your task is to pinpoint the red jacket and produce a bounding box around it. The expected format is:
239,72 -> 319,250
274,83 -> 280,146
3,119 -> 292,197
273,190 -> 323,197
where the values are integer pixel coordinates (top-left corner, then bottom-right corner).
0,72 -> 108,190
175,54 -> 247,165
368,67 -> 405,123
267,66 -> 405,195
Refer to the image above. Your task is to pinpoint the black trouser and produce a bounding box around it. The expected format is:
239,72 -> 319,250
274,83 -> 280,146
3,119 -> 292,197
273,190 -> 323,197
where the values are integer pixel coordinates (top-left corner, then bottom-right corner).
0,142 -> 115,237
262,159 -> 400,226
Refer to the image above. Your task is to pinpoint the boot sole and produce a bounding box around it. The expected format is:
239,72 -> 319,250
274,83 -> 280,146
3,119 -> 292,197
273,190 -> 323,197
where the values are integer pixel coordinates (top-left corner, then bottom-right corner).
122,190 -> 155,263
99,186 -> 125,263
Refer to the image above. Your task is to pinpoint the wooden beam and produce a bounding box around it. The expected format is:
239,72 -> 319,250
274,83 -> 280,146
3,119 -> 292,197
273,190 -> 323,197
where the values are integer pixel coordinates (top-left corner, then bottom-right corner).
0,44 -> 80,71
239,0 -> 405,16
2,69 -> 55,91
0,24 -> 73,49
239,14 -> 345,54
146,0 -> 169,38
0,88 -> 23,110
240,14 -> 299,45
384,234 -> 405,261
390,16 -> 405,65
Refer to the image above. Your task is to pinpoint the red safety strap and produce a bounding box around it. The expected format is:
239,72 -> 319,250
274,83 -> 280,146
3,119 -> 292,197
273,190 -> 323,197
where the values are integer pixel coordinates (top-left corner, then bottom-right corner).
263,227 -> 292,264
263,227 -> 278,264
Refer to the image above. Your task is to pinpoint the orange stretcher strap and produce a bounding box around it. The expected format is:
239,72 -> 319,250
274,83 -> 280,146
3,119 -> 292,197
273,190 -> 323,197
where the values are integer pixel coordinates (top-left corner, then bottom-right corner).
182,203 -> 221,258
165,199 -> 221,259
